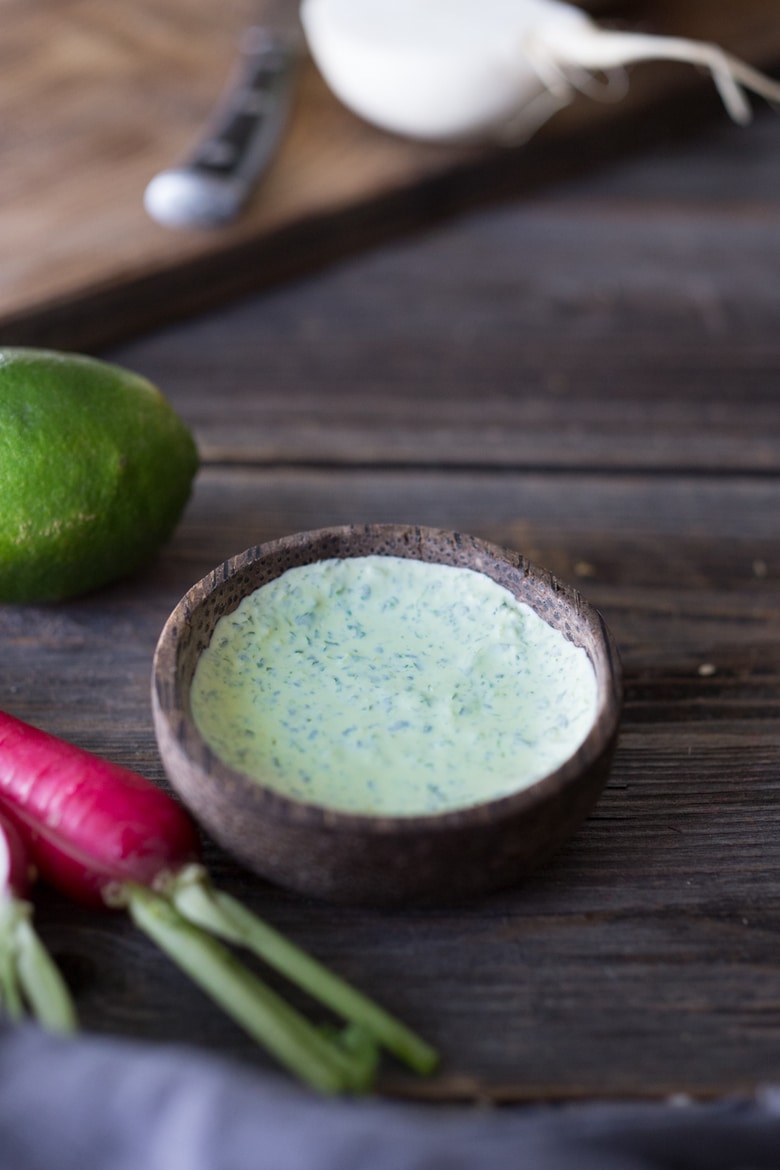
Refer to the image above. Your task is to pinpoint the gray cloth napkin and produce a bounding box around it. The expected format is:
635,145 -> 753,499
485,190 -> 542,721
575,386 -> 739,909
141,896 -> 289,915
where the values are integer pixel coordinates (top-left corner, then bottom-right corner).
1,1026 -> 779,1170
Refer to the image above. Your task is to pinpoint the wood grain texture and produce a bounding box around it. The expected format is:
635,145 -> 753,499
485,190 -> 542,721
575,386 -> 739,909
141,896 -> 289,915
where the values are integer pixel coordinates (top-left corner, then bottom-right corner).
2,467 -> 778,1098
105,113 -> 780,474
2,81 -> 780,1102
2,0 -> 780,350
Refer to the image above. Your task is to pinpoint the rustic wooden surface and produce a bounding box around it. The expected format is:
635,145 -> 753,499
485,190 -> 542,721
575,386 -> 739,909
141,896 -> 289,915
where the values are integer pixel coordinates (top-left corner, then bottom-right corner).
2,99 -> 780,1102
3,0 -> 780,351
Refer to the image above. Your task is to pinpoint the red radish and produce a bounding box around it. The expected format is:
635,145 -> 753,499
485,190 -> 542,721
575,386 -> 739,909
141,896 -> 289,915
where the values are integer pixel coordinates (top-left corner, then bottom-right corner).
0,710 -> 437,1092
0,807 -> 77,1032
0,711 -> 200,907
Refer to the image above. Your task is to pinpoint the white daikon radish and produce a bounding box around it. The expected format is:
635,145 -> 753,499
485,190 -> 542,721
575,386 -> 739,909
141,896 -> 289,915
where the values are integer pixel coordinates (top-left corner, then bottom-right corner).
300,0 -> 780,143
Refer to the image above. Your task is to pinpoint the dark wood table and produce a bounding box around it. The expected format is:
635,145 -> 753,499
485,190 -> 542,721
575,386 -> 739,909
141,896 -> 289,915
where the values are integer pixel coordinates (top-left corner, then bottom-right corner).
4,103 -> 780,1105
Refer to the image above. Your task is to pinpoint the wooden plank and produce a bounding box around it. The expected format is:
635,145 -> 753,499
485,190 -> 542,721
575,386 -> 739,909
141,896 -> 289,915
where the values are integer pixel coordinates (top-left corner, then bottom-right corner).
3,464 -> 779,1100
3,0 -> 780,349
6,465 -> 778,737
104,111 -> 780,473
7,462 -> 777,730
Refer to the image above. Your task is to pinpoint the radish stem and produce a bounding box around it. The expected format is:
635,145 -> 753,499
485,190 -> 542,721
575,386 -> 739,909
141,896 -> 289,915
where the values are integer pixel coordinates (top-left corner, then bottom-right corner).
170,867 -> 439,1076
0,913 -> 25,1021
12,909 -> 78,1033
1,806 -> 77,1032
0,898 -> 77,1032
0,711 -> 436,1090
126,883 -> 376,1094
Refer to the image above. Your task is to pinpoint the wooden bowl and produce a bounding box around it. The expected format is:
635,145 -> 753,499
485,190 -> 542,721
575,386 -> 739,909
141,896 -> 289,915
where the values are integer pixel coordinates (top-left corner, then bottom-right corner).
152,525 -> 622,905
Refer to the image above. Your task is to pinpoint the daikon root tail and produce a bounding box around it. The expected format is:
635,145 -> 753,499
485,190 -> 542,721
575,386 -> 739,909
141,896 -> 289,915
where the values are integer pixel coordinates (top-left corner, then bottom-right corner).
527,19 -> 780,127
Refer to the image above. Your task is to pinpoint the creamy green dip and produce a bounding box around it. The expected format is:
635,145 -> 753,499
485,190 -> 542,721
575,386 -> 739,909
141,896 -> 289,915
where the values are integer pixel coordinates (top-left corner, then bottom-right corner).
191,556 -> 597,816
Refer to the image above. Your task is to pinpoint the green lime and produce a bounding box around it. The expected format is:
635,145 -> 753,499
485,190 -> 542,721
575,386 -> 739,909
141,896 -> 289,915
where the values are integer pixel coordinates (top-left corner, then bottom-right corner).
0,348 -> 199,603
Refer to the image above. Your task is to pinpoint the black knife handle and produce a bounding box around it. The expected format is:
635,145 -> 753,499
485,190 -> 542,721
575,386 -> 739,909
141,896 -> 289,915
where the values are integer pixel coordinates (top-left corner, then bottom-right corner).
145,28 -> 298,229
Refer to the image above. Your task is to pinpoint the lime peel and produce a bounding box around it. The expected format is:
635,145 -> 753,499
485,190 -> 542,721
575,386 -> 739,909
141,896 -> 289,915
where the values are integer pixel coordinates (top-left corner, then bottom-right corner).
0,347 -> 199,603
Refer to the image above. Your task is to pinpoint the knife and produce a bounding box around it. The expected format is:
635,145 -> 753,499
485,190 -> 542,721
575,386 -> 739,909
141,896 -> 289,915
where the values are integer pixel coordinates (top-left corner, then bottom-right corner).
144,11 -> 300,230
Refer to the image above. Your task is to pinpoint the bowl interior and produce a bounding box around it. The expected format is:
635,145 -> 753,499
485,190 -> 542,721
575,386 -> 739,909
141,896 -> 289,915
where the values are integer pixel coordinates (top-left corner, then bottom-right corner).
154,524 -> 621,825
152,525 -> 622,902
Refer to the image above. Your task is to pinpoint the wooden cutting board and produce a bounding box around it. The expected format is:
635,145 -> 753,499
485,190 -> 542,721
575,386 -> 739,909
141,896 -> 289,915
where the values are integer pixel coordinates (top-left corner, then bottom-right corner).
2,0 -> 779,351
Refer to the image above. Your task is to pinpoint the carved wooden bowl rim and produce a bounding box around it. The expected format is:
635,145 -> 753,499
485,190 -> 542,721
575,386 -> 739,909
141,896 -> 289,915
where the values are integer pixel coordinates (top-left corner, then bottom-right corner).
152,523 -> 623,837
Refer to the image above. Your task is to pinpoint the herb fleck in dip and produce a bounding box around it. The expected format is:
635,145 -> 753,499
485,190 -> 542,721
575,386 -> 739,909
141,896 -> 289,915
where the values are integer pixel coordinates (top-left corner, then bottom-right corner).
190,556 -> 597,816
